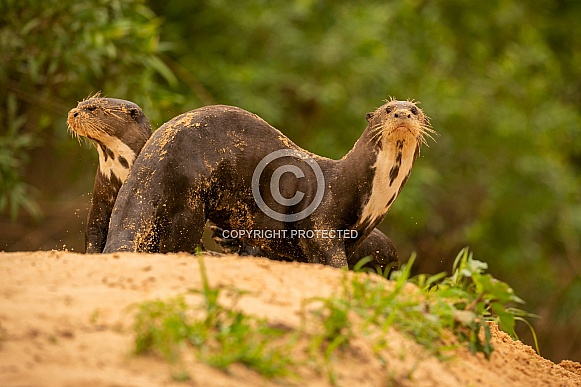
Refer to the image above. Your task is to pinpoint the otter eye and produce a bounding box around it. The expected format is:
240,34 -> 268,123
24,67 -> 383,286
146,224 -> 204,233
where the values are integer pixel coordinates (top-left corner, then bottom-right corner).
130,108 -> 139,119
411,107 -> 418,115
386,107 -> 392,114
86,106 -> 96,112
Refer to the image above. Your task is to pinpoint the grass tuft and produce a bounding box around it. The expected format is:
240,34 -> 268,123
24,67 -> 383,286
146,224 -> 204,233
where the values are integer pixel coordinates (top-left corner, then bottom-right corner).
133,255 -> 296,378
131,248 -> 538,383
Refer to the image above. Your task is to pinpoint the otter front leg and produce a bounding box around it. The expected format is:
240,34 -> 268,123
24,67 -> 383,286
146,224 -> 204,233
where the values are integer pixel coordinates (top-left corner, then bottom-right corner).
210,225 -> 266,257
85,172 -> 120,253
158,202 -> 205,254
85,201 -> 112,253
325,248 -> 348,268
301,237 -> 348,268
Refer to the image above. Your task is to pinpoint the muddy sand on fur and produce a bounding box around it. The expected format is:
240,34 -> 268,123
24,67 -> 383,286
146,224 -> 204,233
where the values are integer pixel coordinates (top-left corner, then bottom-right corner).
0,251 -> 580,386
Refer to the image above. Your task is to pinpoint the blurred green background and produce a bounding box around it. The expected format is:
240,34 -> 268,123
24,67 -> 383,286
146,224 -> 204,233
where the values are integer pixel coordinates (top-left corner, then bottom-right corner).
1,0 -> 580,363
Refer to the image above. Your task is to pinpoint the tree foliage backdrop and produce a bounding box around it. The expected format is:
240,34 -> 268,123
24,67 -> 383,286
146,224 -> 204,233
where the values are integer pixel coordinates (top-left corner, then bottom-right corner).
1,0 -> 580,363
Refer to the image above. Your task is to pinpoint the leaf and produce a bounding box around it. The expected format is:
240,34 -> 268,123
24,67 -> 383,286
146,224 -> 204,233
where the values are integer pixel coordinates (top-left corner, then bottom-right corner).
491,302 -> 516,337
352,256 -> 374,272
146,56 -> 178,87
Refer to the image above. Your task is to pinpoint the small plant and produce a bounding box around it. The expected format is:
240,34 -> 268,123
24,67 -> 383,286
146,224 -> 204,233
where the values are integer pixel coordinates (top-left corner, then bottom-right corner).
131,249 -> 538,384
132,256 -> 296,379
415,247 -> 539,357
316,254 -> 448,358
133,296 -> 191,361
351,256 -> 399,279
335,248 -> 538,359
304,294 -> 354,385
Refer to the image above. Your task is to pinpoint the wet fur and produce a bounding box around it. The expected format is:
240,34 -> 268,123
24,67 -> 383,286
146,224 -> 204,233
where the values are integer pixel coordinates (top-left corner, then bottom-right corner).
102,100 -> 432,268
67,97 -> 152,253
68,97 -> 404,270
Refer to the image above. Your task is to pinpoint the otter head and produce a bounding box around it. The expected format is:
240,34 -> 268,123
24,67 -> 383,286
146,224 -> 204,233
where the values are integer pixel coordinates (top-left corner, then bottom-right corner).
67,96 -> 152,182
365,99 -> 434,149
355,99 -> 435,230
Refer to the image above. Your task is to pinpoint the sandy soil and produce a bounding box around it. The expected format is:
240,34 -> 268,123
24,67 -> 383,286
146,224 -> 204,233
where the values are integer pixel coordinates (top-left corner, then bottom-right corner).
0,251 -> 580,387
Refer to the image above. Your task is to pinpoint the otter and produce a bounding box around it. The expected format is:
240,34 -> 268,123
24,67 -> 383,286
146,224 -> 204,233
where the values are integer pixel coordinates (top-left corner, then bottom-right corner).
67,96 -> 152,253
68,97 -> 401,271
100,99 -> 433,268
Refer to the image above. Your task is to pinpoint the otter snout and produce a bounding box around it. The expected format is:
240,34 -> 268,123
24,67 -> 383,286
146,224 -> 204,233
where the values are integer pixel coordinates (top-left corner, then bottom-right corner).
68,108 -> 79,121
67,107 -> 84,136
393,111 -> 412,119
381,102 -> 425,138
388,103 -> 419,121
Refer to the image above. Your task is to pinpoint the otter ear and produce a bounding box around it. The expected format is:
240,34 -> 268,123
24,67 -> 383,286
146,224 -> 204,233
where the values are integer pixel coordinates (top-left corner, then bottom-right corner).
130,108 -> 139,119
365,112 -> 374,122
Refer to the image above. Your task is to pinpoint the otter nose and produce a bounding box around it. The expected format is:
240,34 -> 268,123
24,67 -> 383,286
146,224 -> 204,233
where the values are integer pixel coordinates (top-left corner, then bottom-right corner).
393,110 -> 411,119
68,108 -> 79,120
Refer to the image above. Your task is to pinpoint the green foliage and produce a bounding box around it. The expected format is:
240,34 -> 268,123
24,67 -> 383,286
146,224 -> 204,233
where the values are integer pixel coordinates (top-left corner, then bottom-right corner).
411,248 -> 539,358
2,0 -> 579,361
305,294 -> 354,384
0,0 -> 177,217
133,257 -> 295,379
134,296 -> 191,361
133,294 -> 295,377
133,252 -> 535,383
0,95 -> 40,219
337,249 -> 537,360
148,0 -> 581,359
